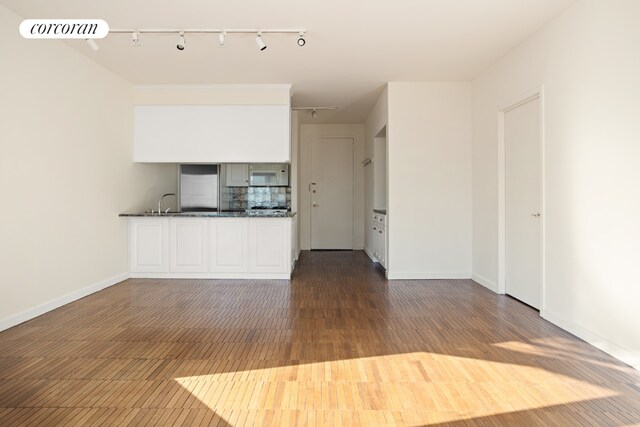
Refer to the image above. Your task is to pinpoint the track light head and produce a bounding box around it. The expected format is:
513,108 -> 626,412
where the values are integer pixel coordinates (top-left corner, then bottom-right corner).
132,30 -> 140,46
176,32 -> 185,51
297,32 -> 305,47
255,32 -> 267,51
218,30 -> 226,48
311,109 -> 317,119
85,38 -> 99,51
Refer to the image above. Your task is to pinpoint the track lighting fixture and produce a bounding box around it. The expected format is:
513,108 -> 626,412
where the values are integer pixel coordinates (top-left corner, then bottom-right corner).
106,28 -> 306,52
132,30 -> 140,46
176,32 -> 185,51
85,38 -> 99,51
255,32 -> 267,51
291,106 -> 338,119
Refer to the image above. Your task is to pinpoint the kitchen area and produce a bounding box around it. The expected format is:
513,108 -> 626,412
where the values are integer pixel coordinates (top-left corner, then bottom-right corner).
120,84 -> 299,280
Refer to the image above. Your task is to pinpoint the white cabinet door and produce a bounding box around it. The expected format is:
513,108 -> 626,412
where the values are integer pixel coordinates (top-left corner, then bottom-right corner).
226,164 -> 249,187
249,219 -> 291,273
170,218 -> 209,273
372,214 -> 380,259
379,219 -> 386,268
130,218 -> 169,273
291,214 -> 298,263
210,218 -> 249,272
134,105 -> 291,163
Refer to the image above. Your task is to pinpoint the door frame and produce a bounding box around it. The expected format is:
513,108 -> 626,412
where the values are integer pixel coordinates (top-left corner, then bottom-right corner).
497,86 -> 546,314
308,136 -> 356,250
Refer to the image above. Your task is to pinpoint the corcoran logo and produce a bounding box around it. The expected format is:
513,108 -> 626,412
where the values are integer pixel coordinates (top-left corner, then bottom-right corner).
19,19 -> 109,39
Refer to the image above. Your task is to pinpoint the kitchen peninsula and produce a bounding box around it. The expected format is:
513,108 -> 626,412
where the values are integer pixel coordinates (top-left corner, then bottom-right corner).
120,212 -> 298,279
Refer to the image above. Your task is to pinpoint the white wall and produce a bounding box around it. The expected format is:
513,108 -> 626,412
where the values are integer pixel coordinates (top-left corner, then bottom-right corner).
0,5 -> 176,329
364,88 -> 389,257
386,82 -> 472,279
472,0 -> 640,368
134,85 -> 291,105
299,124 -> 365,250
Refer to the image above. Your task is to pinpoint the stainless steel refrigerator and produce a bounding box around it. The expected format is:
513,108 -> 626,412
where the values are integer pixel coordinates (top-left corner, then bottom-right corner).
179,164 -> 218,212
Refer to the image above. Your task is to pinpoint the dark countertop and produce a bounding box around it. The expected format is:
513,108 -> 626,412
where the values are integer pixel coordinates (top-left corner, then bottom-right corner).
373,209 -> 387,215
120,211 -> 296,218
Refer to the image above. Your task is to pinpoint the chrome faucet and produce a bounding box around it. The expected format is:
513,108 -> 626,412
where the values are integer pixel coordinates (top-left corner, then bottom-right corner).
158,193 -> 176,215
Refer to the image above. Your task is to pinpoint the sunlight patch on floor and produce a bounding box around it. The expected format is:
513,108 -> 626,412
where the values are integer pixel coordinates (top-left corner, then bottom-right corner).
174,352 -> 618,425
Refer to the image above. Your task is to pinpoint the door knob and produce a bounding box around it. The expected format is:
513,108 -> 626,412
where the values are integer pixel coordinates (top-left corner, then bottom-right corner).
313,203 -> 319,207
531,213 -> 540,217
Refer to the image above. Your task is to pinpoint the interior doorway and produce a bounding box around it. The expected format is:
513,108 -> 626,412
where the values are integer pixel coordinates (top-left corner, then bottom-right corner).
310,137 -> 354,249
504,95 -> 542,309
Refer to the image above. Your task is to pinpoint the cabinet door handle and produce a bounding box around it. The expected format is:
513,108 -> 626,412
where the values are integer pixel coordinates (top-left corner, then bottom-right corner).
373,227 -> 377,230
379,230 -> 383,234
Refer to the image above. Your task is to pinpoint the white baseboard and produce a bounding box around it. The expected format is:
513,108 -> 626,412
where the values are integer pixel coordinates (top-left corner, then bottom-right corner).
363,246 -> 378,263
472,273 -> 498,292
542,310 -> 640,370
386,271 -> 471,280
0,272 -> 129,332
129,272 -> 291,280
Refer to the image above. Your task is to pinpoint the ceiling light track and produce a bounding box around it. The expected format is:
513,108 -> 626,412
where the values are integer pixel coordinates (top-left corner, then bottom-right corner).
109,28 -> 306,50
292,106 -> 338,119
109,28 -> 305,35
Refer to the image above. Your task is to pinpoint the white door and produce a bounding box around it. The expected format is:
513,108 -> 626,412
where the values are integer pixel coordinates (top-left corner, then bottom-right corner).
505,97 -> 541,309
310,137 -> 354,249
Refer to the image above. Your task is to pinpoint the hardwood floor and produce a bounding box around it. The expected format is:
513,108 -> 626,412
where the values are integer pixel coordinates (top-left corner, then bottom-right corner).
0,251 -> 639,426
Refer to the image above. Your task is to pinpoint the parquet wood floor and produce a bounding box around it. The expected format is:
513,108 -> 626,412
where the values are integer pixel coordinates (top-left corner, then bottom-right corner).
0,251 -> 639,426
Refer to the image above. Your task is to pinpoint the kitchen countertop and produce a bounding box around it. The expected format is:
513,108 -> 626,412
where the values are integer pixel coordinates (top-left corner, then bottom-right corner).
373,209 -> 387,215
120,211 -> 296,218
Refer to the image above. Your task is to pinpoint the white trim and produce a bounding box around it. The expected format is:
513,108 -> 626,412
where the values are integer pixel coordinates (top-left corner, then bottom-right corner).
364,246 -> 378,262
0,272 -> 129,332
472,273 -> 498,292
387,271 -> 471,280
542,310 -> 640,370
134,84 -> 292,91
497,87 -> 546,315
130,272 -> 291,280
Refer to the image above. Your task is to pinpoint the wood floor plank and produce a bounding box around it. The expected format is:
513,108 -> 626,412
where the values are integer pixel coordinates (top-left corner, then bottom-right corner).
0,251 -> 639,426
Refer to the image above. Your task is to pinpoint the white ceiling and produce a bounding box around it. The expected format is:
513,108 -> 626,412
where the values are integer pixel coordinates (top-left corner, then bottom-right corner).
2,0 -> 575,123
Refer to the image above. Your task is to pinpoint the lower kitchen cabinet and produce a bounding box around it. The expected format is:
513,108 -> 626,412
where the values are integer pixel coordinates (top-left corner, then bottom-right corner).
170,218 -> 209,273
129,218 -> 169,273
250,219 -> 291,274
210,218 -> 249,273
127,216 -> 294,279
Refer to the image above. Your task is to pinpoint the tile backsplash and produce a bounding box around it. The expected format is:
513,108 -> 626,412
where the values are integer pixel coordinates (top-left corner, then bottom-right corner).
223,187 -> 291,210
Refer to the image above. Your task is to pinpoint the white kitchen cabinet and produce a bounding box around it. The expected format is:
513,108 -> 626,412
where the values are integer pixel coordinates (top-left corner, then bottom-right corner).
169,218 -> 209,273
129,218 -> 169,273
134,105 -> 291,163
226,164 -> 249,187
210,218 -> 249,273
250,219 -> 291,274
371,212 -> 387,269
291,213 -> 299,268
127,216 -> 294,278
